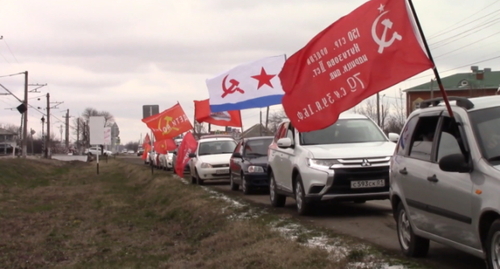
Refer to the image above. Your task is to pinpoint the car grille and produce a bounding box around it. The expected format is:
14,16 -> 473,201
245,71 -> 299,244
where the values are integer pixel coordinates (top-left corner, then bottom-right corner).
325,166 -> 390,194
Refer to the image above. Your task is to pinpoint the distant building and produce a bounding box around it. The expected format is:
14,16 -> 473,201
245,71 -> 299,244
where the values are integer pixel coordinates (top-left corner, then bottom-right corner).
404,66 -> 500,116
239,124 -> 273,139
0,128 -> 18,156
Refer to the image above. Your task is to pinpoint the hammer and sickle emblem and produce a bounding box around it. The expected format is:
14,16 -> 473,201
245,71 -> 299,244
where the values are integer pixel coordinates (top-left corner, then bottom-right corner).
221,75 -> 244,98
371,11 -> 402,54
158,116 -> 179,135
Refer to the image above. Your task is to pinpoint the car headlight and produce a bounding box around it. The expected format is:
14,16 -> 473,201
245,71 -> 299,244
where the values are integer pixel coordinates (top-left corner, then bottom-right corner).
247,166 -> 264,173
200,163 -> 212,168
307,158 -> 339,169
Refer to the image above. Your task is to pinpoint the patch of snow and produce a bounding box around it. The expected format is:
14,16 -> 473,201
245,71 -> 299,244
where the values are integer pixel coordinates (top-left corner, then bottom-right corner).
172,175 -> 407,269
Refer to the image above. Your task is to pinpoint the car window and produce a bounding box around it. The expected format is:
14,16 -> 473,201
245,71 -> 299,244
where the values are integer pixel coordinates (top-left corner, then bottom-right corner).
396,115 -> 419,156
233,141 -> 242,155
243,138 -> 273,157
300,119 -> 386,145
408,116 -> 439,161
274,122 -> 289,142
198,140 -> 237,155
469,106 -> 500,162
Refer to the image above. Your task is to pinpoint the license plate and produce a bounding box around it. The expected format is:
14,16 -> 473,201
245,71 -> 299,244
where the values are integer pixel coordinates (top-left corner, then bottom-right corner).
216,169 -> 229,175
350,179 -> 385,189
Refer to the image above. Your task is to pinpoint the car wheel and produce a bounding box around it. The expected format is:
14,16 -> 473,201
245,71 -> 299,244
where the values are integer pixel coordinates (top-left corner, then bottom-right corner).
196,170 -> 204,185
295,174 -> 312,216
269,172 -> 286,207
241,174 -> 251,195
230,173 -> 239,191
486,219 -> 500,269
396,202 -> 429,257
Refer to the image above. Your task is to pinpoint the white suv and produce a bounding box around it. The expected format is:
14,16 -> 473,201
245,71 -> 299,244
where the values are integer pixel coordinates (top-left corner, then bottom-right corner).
268,113 -> 399,215
188,137 -> 237,185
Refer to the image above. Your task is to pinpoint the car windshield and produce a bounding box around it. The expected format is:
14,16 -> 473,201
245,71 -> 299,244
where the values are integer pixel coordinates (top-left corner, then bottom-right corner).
469,106 -> 500,163
300,118 -> 387,145
243,138 -> 273,157
198,140 -> 237,156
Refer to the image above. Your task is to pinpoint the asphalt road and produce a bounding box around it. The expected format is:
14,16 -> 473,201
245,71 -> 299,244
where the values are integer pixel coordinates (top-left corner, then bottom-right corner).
119,155 -> 486,269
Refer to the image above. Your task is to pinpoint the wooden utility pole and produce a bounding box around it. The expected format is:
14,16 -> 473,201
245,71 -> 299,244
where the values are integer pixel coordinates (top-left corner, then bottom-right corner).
46,92 -> 50,158
259,109 -> 262,136
265,106 -> 270,129
22,71 -> 28,158
376,93 -> 380,127
65,109 -> 70,148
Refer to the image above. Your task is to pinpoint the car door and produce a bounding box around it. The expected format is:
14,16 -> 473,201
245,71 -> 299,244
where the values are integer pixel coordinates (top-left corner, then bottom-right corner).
271,122 -> 290,191
189,144 -> 200,175
424,114 -> 476,247
280,124 -> 297,192
230,141 -> 243,182
397,112 -> 441,232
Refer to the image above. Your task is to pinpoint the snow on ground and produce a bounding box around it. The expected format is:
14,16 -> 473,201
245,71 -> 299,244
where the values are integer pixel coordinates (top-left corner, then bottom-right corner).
173,175 -> 406,269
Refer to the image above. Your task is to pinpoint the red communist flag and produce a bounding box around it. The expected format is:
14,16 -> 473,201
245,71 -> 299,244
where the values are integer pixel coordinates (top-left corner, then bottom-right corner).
141,143 -> 151,160
175,132 -> 197,177
142,133 -> 151,148
154,138 -> 176,155
142,103 -> 193,140
194,99 -> 242,127
280,0 -> 433,132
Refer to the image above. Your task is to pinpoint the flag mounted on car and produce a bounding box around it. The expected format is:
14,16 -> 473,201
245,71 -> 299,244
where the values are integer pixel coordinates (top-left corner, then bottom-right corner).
194,99 -> 242,127
279,0 -> 433,132
141,103 -> 193,140
206,55 -> 286,112
154,138 -> 176,155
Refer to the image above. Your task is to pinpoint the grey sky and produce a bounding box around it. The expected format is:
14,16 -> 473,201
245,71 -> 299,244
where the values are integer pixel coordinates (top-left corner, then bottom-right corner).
1,0 -> 499,144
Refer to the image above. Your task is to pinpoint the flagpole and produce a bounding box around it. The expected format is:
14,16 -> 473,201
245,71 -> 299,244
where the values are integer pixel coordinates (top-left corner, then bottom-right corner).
407,0 -> 454,118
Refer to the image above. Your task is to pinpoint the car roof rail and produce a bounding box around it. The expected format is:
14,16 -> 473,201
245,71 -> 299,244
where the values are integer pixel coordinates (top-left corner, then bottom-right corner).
419,96 -> 474,110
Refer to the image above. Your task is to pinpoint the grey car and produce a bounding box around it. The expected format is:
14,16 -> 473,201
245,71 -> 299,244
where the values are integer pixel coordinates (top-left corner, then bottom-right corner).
390,95 -> 500,268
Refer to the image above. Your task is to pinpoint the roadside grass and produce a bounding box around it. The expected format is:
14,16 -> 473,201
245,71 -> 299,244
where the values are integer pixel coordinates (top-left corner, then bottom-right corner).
0,158 -> 432,269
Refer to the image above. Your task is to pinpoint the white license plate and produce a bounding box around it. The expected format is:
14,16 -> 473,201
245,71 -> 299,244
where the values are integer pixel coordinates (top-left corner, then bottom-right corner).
350,179 -> 385,189
216,169 -> 229,175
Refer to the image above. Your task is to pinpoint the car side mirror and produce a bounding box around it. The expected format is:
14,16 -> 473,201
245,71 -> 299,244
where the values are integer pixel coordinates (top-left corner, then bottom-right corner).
388,133 -> 400,143
439,153 -> 471,173
232,152 -> 242,158
277,137 -> 292,149
188,153 -> 196,158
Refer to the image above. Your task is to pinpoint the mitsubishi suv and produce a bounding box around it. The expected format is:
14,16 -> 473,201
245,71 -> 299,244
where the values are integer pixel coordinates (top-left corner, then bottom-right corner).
390,96 -> 500,268
268,113 -> 399,215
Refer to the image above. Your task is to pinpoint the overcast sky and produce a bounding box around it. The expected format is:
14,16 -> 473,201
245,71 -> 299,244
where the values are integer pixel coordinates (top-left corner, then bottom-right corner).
1,0 -> 500,146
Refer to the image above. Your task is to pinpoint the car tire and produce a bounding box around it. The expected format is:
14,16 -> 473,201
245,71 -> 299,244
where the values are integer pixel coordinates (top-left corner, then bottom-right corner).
486,219 -> 500,269
196,170 -> 204,185
230,173 -> 239,191
396,202 -> 429,257
241,174 -> 251,195
295,174 -> 312,216
269,172 -> 286,207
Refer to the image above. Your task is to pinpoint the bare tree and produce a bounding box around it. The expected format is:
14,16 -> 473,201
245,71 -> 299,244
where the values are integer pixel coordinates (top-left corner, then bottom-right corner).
267,109 -> 288,133
351,97 -> 389,127
73,107 -> 115,149
384,90 -> 406,134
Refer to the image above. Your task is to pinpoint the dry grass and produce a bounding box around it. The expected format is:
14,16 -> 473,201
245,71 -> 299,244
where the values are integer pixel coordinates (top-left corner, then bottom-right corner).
0,158 -> 427,269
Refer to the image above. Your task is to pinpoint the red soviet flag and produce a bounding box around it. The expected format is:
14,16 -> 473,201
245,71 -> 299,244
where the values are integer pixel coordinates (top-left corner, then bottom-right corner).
141,144 -> 151,160
175,132 -> 198,177
141,103 -> 193,140
194,99 -> 243,127
142,133 -> 151,148
280,0 -> 433,132
154,138 -> 176,154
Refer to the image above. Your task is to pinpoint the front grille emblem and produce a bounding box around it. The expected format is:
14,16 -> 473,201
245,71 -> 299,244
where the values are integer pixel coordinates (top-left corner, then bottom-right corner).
361,159 -> 371,167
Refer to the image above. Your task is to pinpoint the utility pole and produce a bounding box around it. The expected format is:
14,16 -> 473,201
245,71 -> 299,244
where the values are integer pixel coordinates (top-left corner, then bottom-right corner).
76,118 -> 80,153
46,92 -> 50,158
376,93 -> 380,127
59,124 -> 63,142
259,109 -> 262,136
22,71 -> 28,158
265,106 -> 270,129
65,109 -> 69,148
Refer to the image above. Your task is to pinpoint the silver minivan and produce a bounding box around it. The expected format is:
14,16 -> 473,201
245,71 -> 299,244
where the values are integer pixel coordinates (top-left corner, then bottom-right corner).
390,95 -> 500,268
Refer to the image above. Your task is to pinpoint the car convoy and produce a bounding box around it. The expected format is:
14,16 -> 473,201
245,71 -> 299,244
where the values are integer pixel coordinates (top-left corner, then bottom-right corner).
137,96 -> 500,267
